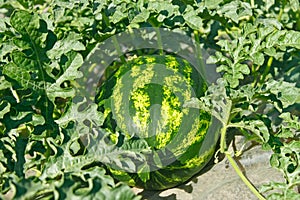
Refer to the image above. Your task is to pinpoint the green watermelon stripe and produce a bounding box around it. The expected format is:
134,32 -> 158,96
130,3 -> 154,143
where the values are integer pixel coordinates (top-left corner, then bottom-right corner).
96,55 -> 217,190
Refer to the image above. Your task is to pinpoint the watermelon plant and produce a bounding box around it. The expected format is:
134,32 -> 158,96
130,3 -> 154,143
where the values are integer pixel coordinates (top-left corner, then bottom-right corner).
0,0 -> 299,200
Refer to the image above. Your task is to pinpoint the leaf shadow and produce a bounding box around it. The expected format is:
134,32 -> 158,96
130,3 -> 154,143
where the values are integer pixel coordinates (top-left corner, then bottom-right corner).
134,129 -> 252,200
136,183 -> 193,200
135,138 -> 228,199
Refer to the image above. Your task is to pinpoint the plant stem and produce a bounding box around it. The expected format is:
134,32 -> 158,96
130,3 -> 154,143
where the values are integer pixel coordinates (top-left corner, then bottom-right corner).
277,0 -> 286,22
260,56 -> 273,84
112,35 -> 126,63
250,0 -> 255,8
220,125 -> 227,153
193,30 -> 207,80
154,27 -> 164,55
220,99 -> 232,153
257,0 -> 285,86
128,26 -> 143,56
296,12 -> 300,31
10,87 -> 20,103
220,116 -> 266,199
225,152 -> 267,200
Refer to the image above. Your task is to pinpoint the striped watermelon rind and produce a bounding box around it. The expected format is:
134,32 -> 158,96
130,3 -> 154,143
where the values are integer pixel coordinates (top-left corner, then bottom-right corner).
96,55 -> 216,190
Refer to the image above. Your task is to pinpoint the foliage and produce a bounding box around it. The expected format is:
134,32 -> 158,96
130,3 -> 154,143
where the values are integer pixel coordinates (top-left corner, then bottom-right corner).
0,0 -> 299,199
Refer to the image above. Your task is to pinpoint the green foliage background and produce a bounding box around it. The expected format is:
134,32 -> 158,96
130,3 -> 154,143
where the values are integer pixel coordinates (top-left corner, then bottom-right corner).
0,0 -> 299,199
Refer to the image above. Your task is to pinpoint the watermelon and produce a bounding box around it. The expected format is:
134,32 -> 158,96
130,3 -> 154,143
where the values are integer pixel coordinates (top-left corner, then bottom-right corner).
96,55 -> 218,190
